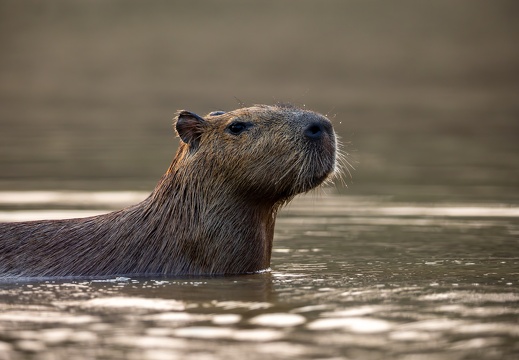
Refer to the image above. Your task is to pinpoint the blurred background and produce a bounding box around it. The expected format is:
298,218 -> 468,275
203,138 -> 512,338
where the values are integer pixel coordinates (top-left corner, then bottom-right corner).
0,0 -> 518,202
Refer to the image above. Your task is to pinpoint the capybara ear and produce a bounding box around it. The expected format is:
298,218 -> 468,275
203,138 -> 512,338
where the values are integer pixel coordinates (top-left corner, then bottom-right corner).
175,111 -> 207,148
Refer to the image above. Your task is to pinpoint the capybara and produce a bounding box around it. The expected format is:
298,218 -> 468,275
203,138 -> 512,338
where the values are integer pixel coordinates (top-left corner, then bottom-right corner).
0,104 -> 338,278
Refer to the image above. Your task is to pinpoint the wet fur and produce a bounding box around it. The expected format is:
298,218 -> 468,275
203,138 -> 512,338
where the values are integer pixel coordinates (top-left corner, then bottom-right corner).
0,104 -> 337,278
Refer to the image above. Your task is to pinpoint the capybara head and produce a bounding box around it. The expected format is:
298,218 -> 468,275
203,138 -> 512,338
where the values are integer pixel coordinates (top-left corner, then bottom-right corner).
173,104 -> 337,203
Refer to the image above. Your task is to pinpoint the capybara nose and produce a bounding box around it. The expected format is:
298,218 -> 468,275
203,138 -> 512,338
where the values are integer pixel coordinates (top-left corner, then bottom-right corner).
304,119 -> 332,140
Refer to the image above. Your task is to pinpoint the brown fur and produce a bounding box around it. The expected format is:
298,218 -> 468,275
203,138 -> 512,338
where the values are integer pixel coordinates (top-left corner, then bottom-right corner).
0,104 -> 337,278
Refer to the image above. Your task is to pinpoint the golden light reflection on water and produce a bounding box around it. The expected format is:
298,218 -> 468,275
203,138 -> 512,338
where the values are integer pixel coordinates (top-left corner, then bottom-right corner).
0,274 -> 518,359
1,192 -> 518,222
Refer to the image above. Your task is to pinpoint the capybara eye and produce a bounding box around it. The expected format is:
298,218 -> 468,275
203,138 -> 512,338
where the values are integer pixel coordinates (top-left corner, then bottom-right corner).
227,121 -> 251,135
209,111 -> 226,116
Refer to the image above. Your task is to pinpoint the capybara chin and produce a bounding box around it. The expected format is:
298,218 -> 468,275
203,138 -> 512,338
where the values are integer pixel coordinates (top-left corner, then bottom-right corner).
0,104 -> 337,278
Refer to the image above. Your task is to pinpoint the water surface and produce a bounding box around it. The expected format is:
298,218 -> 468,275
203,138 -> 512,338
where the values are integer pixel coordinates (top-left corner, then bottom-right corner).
0,193 -> 517,359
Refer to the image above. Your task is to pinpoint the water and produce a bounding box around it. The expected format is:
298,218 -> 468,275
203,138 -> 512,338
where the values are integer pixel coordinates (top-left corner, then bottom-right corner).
1,1 -> 518,358
0,193 -> 518,359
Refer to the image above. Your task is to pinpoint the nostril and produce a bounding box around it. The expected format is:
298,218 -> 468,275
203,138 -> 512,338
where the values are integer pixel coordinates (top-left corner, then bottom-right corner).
304,123 -> 324,140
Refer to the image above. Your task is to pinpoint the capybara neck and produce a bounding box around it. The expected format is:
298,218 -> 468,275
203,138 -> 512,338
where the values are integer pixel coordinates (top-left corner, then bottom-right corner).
0,104 -> 337,278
